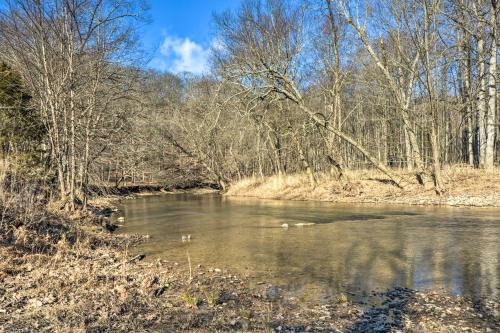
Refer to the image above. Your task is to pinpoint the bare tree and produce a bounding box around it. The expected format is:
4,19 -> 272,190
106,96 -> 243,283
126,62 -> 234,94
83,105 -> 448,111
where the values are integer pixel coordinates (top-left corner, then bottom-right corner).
0,0 -> 146,209
214,0 -> 406,187
485,0 -> 498,168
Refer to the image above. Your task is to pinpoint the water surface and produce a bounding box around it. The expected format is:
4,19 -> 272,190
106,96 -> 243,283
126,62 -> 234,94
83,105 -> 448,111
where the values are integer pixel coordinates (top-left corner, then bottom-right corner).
119,194 -> 499,302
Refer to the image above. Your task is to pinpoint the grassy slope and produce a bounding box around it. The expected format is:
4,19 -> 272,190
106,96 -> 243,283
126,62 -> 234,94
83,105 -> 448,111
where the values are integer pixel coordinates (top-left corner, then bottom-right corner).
226,166 -> 500,207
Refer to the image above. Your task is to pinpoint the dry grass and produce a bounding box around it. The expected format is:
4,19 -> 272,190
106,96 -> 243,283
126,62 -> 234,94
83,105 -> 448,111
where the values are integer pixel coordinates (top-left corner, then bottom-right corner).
0,174 -> 294,332
1,223 -> 498,333
0,168 -> 498,332
227,166 -> 500,207
0,172 -> 63,252
4,241 -> 497,333
0,199 -> 334,332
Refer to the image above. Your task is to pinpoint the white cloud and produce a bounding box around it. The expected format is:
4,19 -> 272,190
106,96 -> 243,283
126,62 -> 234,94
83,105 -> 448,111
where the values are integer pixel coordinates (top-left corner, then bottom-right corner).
155,35 -> 211,74
210,36 -> 226,52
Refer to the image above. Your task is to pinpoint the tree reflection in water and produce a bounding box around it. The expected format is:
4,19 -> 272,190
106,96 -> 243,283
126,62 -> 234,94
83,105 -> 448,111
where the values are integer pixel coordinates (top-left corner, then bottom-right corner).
119,194 -> 499,302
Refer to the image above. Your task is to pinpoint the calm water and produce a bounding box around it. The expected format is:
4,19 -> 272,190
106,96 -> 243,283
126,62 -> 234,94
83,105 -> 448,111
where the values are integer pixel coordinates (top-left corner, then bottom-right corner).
118,194 -> 499,302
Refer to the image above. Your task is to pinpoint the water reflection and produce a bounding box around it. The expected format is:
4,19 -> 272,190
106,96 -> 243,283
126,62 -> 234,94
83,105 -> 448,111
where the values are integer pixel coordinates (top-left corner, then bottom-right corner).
119,194 -> 499,301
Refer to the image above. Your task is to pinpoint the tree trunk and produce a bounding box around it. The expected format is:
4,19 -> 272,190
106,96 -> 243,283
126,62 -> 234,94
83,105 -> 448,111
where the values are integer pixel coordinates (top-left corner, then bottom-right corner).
460,28 -> 475,166
291,129 -> 317,188
485,0 -> 497,168
423,0 -> 445,195
298,104 -> 405,188
477,24 -> 488,167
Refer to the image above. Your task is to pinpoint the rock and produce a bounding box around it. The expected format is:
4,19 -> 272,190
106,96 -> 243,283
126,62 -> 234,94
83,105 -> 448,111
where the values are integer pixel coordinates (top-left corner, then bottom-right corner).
104,222 -> 118,232
240,319 -> 249,330
266,286 -> 278,301
28,299 -> 43,307
153,286 -> 166,297
134,254 -> 146,261
42,294 -> 56,304
214,268 -> 222,273
294,223 -> 315,227
281,223 -> 289,228
149,276 -> 160,287
101,207 -> 114,217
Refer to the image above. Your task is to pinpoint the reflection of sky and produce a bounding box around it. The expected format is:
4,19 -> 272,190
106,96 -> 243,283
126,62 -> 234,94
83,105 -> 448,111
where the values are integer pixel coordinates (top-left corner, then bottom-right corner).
119,194 -> 499,302
450,263 -> 464,296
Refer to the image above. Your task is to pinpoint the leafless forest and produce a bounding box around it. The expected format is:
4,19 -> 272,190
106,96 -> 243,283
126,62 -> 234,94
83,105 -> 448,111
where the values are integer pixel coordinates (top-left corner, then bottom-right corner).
0,2 -> 499,332
0,0 -> 499,208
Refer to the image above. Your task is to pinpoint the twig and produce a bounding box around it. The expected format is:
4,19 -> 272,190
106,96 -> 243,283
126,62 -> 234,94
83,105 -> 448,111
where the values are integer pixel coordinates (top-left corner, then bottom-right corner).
187,250 -> 192,282
112,254 -> 145,269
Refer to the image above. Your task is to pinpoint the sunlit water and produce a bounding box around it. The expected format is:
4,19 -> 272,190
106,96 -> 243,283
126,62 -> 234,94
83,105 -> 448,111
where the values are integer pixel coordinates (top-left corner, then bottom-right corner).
118,194 -> 499,302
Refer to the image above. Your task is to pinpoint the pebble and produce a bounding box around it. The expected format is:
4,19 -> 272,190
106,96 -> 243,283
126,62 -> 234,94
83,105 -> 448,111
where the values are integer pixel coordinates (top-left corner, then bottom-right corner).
240,319 -> 249,330
266,286 -> 278,300
28,299 -> 42,307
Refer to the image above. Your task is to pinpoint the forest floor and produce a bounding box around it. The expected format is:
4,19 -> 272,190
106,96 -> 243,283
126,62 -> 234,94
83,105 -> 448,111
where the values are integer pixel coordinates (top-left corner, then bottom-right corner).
0,175 -> 499,332
226,166 -> 500,207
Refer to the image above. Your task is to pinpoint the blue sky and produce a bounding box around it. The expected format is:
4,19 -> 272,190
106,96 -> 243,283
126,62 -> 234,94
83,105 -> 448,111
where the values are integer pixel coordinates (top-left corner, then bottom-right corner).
143,0 -> 239,74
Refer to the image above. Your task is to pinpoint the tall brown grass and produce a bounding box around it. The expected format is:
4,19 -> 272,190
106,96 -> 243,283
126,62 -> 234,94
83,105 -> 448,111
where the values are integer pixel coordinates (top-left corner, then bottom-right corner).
226,166 -> 500,205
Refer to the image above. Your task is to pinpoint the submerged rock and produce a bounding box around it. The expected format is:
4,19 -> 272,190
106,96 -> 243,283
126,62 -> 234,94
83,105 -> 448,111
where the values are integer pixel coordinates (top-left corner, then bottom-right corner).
266,286 -> 278,301
100,207 -> 114,217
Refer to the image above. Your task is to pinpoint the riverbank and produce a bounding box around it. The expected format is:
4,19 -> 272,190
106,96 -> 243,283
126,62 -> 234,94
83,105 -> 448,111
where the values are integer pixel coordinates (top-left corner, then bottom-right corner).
0,191 -> 498,332
87,183 -> 220,216
226,167 -> 500,207
1,231 -> 499,332
88,180 -> 220,199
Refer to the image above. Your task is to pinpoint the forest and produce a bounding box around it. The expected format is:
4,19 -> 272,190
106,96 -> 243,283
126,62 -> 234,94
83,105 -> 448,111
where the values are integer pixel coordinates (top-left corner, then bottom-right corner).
0,1 -> 499,331
0,0 -> 498,208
